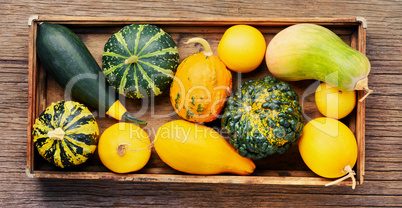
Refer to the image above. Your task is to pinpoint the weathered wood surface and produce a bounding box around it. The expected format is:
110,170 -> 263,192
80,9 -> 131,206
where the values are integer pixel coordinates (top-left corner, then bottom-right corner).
1,0 -> 401,207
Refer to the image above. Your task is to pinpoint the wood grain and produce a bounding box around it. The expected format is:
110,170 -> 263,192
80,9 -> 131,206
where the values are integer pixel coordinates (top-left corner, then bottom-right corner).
1,0 -> 401,207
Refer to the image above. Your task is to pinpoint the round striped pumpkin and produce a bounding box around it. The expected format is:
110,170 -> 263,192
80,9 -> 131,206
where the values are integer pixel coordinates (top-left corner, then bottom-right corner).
32,100 -> 99,168
102,24 -> 180,99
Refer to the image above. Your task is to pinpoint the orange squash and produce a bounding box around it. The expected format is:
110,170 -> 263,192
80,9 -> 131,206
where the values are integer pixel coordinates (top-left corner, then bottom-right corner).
170,37 -> 232,123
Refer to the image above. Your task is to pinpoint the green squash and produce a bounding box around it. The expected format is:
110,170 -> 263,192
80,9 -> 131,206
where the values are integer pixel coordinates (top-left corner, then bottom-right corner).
102,24 -> 180,99
266,24 -> 371,95
32,101 -> 99,168
221,76 -> 304,159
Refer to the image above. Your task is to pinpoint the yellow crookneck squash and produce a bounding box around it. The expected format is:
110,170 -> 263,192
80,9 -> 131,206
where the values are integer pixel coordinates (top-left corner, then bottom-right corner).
154,120 -> 256,175
170,37 -> 232,123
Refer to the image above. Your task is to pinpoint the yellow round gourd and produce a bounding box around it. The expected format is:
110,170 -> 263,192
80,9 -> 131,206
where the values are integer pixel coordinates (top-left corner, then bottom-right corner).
315,82 -> 356,119
98,122 -> 151,173
298,117 -> 358,178
217,25 -> 266,73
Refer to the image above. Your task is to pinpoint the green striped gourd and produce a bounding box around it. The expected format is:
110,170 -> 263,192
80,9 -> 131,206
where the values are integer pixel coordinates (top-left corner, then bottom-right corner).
32,101 -> 99,168
102,24 -> 180,99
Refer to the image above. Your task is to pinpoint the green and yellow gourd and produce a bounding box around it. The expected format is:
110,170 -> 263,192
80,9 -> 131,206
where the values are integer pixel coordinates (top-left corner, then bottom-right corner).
102,24 -> 180,99
32,101 -> 99,168
266,23 -> 372,101
221,76 -> 304,159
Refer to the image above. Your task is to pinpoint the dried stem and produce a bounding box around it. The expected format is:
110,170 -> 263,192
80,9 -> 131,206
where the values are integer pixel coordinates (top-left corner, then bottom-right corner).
325,165 -> 356,189
116,142 -> 154,157
185,37 -> 213,57
355,77 -> 373,102
359,86 -> 373,102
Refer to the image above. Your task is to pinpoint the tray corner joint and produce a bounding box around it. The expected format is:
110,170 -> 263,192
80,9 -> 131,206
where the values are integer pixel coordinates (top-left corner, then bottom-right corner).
25,167 -> 36,178
356,17 -> 367,29
28,15 -> 39,27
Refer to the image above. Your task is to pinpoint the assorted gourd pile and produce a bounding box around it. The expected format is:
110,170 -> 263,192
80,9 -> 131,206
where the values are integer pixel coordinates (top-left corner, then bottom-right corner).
33,22 -> 371,188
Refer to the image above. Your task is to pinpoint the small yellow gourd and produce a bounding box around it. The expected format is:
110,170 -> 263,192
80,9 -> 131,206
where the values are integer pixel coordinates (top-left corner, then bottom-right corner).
154,120 -> 256,175
170,37 -> 232,123
315,82 -> 356,119
98,122 -> 151,173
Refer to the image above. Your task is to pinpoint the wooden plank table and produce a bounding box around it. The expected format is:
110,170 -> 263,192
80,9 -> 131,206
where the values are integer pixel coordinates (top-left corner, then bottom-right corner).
1,0 -> 401,207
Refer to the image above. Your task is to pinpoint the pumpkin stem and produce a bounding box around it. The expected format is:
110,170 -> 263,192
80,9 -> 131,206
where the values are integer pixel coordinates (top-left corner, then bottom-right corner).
47,127 -> 65,141
186,37 -> 213,56
325,165 -> 357,189
354,77 -> 373,102
106,100 -> 147,127
123,112 -> 147,127
125,55 -> 139,64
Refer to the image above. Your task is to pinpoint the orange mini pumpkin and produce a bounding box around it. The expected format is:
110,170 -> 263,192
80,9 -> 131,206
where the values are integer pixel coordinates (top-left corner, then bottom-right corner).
170,37 -> 232,123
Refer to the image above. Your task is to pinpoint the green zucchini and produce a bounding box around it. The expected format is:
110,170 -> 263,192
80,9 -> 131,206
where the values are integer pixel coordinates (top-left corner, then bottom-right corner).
36,22 -> 146,126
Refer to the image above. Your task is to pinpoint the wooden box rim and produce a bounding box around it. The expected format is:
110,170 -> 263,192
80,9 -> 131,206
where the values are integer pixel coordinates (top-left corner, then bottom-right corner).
27,15 -> 366,187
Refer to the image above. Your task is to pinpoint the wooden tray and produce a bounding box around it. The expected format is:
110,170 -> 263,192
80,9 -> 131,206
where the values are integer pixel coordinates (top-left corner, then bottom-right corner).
27,16 -> 367,187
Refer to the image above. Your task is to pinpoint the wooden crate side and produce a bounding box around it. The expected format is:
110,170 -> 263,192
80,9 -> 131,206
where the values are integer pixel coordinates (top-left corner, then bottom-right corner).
27,20 -> 38,174
32,16 -> 359,27
31,170 -> 353,186
356,19 -> 367,184
28,19 -> 49,174
348,27 -> 362,186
